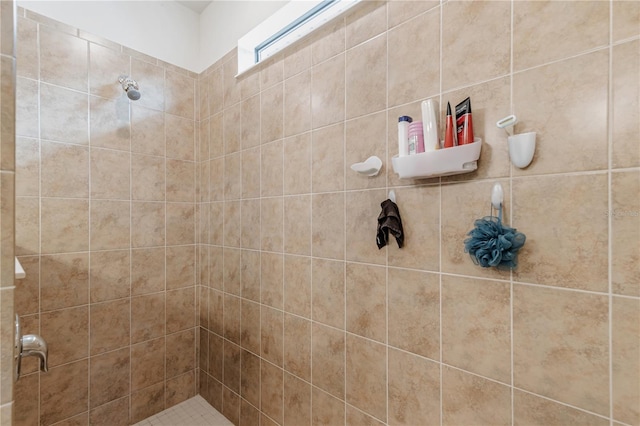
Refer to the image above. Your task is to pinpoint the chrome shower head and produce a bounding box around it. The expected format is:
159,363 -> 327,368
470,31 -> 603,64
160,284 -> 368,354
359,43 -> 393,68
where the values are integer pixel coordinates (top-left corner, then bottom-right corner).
118,75 -> 141,101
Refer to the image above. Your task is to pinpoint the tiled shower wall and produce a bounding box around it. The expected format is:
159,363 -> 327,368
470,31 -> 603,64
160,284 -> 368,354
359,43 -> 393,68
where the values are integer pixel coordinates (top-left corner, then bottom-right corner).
196,1 -> 640,425
0,0 -> 16,424
13,8 -> 198,425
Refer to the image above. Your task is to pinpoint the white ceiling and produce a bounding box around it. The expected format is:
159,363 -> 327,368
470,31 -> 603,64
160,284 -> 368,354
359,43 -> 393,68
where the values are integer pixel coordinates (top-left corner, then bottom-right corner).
176,1 -> 213,14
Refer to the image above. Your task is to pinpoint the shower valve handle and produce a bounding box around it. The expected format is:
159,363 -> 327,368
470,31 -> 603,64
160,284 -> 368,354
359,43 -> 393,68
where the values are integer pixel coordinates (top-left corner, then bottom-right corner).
15,315 -> 48,381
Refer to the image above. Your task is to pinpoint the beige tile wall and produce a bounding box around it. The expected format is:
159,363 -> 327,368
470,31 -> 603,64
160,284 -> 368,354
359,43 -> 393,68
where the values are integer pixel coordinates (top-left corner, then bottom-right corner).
196,1 -> 640,425
13,8 -> 198,425
5,1 -> 639,425
0,0 -> 15,424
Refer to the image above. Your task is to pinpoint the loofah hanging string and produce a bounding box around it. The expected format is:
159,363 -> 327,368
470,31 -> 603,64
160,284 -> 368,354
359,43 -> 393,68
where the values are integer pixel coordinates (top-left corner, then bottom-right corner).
464,205 -> 526,270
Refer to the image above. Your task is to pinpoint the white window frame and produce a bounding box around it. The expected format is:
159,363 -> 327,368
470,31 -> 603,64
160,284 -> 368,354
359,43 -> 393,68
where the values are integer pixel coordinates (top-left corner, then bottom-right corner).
237,0 -> 361,77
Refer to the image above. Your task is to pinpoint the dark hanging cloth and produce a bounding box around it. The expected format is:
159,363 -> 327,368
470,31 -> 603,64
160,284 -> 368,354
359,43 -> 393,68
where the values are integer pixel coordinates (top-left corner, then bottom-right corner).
377,199 -> 404,249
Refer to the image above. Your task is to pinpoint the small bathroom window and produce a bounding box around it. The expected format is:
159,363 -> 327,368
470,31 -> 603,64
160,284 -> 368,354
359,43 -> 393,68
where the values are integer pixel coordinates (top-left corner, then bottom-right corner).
237,0 -> 360,76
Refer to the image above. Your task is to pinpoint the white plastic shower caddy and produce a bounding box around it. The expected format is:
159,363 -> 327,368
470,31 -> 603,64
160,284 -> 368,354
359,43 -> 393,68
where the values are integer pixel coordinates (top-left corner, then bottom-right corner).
391,137 -> 482,179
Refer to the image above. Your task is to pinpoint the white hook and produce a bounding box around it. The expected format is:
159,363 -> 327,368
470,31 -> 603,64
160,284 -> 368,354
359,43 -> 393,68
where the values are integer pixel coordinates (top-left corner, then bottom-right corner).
388,190 -> 396,203
491,183 -> 503,210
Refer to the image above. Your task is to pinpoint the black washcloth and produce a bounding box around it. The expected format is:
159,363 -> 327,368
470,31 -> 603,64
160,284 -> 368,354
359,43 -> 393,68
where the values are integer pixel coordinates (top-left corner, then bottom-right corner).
377,199 -> 404,249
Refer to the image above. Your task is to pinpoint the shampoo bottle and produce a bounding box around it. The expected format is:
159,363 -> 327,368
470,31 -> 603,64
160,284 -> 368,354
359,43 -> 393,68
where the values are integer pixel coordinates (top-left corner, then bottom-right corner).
421,99 -> 439,151
397,116 -> 412,157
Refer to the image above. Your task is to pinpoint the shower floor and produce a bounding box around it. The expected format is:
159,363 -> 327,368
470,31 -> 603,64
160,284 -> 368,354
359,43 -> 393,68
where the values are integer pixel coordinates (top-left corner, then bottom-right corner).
134,395 -> 233,426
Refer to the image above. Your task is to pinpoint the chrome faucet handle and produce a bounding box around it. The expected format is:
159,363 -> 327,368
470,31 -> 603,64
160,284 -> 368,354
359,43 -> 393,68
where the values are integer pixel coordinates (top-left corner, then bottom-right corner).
15,314 -> 48,381
21,334 -> 48,373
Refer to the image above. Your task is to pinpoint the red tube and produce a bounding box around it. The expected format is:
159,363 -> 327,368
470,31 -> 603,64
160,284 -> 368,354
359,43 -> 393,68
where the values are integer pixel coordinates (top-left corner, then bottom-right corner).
444,102 -> 457,148
455,97 -> 474,145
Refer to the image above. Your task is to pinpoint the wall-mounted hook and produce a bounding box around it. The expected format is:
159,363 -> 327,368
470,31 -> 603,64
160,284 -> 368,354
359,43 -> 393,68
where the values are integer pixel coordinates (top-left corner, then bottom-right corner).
491,183 -> 503,210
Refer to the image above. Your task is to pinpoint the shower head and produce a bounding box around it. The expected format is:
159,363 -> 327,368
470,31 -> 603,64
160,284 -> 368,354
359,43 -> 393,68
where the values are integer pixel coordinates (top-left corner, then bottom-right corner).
118,76 -> 141,101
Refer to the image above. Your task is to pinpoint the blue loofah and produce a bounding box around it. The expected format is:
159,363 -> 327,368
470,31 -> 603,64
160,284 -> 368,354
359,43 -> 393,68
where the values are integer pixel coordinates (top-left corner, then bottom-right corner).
464,206 -> 526,270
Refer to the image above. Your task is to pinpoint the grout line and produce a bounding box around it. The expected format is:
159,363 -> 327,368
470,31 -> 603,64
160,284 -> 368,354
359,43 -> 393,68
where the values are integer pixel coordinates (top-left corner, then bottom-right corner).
127,52 -> 134,425
85,32 -> 92,417
509,1 -> 515,424
438,2 -> 444,424
36,20 -> 42,422
607,1 -> 614,424
343,18 -> 348,424
385,3 -> 390,423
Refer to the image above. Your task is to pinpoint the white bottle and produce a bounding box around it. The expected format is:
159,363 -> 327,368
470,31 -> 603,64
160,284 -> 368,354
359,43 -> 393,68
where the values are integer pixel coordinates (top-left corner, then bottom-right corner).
397,116 -> 412,157
421,99 -> 439,151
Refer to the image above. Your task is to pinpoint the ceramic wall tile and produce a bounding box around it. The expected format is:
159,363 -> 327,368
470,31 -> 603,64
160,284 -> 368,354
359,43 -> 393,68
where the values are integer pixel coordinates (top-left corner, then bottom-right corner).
442,275 -> 510,383
345,112 -> 386,191
442,1 -> 510,90
345,1 -> 386,49
131,105 -> 165,156
283,254 -> 311,318
261,139 -> 283,197
89,43 -> 129,99
166,114 -> 195,161
513,285 -> 609,415
131,59 -> 164,112
283,132 -> 311,195
611,171 -> 640,297
311,54 -> 345,129
311,193 -> 344,260
345,189 -> 387,265
513,390 -> 609,426
15,77 -> 38,139
388,267 -> 439,360
388,347 -> 440,425
311,19 -> 345,65
513,1 -> 609,71
260,83 -> 283,144
512,50 -> 608,175
613,0 -> 640,42
165,71 -> 195,119
387,8 -> 439,107
612,40 -> 640,169
39,360 -> 88,425
513,174 -> 608,292
89,250 -> 130,302
442,366 -> 511,426
15,137 -> 39,197
39,26 -> 87,91
312,258 -> 345,329
312,323 -> 345,399
40,141 -> 89,198
16,17 -> 38,79
39,253 -> 88,311
283,34 -> 311,77
345,262 -> 386,343
346,34 -> 386,119
345,334 -> 386,422
40,83 -> 89,145
241,94 -> 261,149
284,70 -> 311,137
612,297 -> 640,425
